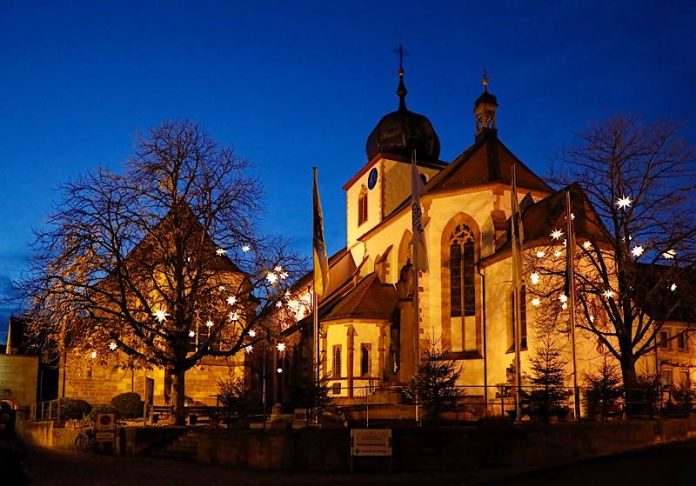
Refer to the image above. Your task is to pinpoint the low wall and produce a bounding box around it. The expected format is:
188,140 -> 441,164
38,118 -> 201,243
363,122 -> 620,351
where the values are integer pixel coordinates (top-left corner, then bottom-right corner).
125,417 -> 696,472
18,421 -> 78,450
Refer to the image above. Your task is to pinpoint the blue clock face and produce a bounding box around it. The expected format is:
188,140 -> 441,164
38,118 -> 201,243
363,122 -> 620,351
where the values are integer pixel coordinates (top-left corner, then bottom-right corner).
368,168 -> 378,190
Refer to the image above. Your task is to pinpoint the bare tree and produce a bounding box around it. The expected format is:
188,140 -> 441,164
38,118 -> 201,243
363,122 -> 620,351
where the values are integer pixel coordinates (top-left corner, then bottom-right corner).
535,116 -> 696,414
20,120 -> 305,425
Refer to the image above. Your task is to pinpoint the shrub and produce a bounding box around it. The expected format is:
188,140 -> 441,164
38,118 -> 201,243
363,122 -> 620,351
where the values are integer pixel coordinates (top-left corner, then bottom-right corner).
218,377 -> 253,422
584,355 -> 623,420
110,392 -> 144,419
58,398 -> 92,420
408,346 -> 464,421
89,404 -> 118,421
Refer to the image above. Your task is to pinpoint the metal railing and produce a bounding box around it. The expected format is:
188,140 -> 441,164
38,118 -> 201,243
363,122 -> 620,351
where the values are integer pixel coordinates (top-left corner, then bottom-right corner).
31,399 -> 62,421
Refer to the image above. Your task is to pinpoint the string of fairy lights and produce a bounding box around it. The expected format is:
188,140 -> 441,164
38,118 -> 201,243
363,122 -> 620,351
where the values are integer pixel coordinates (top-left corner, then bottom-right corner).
525,194 -> 678,320
87,195 -> 679,361
88,243 -> 305,371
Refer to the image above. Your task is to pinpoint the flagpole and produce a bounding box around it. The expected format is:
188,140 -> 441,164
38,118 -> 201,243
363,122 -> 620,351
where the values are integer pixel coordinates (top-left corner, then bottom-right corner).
565,190 -> 581,421
312,166 -> 329,426
411,149 -> 421,425
511,164 -> 523,420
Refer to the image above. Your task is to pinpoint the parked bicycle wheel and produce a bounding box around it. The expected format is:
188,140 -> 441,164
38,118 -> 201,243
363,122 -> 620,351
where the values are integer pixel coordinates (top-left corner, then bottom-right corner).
74,433 -> 90,452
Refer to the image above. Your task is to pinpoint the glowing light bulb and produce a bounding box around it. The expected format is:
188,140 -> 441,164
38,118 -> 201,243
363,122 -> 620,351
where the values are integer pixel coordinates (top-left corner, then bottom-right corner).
550,229 -> 564,240
662,249 -> 677,260
559,294 -> 568,303
90,350 -> 97,359
536,251 -> 546,259
670,283 -> 677,292
245,345 -> 253,354
109,341 -> 118,351
554,250 -> 562,258
602,289 -> 615,299
215,248 -> 227,256
531,298 -> 541,307
152,309 -> 169,323
616,196 -> 632,210
266,272 -> 278,284
241,245 -> 251,253
188,330 -> 195,338
582,241 -> 592,250
226,295 -> 237,306
274,265 -> 283,273
229,311 -> 239,322
205,320 -> 214,328
248,329 -> 256,338
530,273 -> 540,285
276,342 -> 286,352
276,368 -> 283,374
631,245 -> 644,258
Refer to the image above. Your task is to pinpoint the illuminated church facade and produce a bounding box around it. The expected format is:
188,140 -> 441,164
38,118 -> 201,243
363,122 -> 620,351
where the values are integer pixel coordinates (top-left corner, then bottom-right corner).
287,67 -> 696,418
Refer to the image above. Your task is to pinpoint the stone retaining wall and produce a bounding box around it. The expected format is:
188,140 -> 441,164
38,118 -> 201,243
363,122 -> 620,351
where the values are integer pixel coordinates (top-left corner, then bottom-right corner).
123,417 -> 696,472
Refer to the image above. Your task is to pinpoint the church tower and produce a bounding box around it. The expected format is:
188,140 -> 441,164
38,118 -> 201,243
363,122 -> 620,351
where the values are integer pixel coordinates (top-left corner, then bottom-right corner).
474,70 -> 498,141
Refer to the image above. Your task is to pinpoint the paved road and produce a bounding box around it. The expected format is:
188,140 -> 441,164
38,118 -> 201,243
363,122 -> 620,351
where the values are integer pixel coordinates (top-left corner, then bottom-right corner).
498,439 -> 696,486
16,439 -> 696,485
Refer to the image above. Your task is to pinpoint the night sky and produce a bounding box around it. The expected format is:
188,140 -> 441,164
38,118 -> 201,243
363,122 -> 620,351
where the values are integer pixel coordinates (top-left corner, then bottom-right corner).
1,1 -> 695,340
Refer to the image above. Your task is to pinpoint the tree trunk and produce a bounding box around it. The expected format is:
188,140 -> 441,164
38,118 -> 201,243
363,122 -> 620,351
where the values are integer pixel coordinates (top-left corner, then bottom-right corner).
619,353 -> 642,417
171,369 -> 187,426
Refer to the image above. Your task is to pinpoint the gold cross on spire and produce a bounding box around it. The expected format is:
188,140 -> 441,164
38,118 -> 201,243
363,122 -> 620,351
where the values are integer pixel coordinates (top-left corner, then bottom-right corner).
482,68 -> 489,92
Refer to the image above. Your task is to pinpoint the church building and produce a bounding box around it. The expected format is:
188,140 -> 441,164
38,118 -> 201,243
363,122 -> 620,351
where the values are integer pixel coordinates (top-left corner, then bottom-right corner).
285,65 -> 695,419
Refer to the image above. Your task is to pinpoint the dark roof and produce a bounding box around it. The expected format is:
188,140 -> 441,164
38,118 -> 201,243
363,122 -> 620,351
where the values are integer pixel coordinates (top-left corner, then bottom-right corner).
475,90 -> 498,108
489,183 -> 612,260
126,202 -> 242,274
426,130 -> 551,194
323,273 -> 398,321
634,263 -> 696,323
365,72 -> 440,162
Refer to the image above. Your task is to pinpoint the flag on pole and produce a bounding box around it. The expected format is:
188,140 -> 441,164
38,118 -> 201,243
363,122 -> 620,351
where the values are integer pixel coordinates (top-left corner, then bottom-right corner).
313,168 -> 329,297
411,150 -> 428,272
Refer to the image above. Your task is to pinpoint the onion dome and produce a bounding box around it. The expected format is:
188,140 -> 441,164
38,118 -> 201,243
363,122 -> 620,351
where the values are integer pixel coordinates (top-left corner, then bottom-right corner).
365,67 -> 440,162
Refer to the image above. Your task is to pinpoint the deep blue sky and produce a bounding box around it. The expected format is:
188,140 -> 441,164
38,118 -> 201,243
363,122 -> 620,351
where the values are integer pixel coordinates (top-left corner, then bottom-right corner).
1,1 -> 695,340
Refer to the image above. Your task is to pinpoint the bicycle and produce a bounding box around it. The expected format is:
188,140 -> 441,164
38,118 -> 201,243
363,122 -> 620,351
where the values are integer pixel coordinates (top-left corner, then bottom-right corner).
74,423 -> 95,452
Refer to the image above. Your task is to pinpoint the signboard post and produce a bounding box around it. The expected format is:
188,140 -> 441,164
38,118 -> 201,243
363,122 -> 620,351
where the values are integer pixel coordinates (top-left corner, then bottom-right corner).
350,428 -> 392,472
94,411 -> 117,453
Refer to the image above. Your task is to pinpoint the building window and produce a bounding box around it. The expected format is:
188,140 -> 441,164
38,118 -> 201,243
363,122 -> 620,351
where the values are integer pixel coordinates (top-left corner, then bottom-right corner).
332,382 -> 342,395
360,344 -> 370,376
661,368 -> 673,388
659,330 -> 670,349
333,345 -> 342,378
678,369 -> 690,389
449,223 -> 476,317
511,286 -> 528,350
189,322 -> 214,352
676,331 -> 687,351
358,187 -> 368,226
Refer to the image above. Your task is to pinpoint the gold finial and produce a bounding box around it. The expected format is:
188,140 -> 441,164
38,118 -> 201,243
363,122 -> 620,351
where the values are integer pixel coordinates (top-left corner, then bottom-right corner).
482,68 -> 489,92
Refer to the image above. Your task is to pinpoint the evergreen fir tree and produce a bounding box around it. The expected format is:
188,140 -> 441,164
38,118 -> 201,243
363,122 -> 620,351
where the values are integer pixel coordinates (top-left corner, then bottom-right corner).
527,332 -> 569,421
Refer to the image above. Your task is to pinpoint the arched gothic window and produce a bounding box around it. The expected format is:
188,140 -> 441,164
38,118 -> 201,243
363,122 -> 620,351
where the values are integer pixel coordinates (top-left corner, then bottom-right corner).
449,223 -> 476,317
358,187 -> 368,226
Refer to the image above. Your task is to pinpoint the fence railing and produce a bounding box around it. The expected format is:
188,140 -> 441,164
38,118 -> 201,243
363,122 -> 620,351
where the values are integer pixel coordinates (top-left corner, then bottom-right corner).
31,399 -> 62,421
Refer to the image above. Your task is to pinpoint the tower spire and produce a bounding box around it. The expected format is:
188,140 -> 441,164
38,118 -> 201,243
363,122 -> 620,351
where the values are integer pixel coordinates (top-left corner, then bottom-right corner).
474,69 -> 499,140
394,44 -> 409,111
